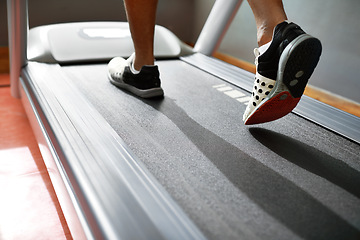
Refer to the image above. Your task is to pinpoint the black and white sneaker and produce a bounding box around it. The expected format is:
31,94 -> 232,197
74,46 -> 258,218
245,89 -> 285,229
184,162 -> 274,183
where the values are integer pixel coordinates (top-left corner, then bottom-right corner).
108,53 -> 164,98
243,21 -> 322,125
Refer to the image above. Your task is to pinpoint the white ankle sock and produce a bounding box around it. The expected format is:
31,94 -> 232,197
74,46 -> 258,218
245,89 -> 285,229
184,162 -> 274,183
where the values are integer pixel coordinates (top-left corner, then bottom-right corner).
258,41 -> 272,55
130,61 -> 140,74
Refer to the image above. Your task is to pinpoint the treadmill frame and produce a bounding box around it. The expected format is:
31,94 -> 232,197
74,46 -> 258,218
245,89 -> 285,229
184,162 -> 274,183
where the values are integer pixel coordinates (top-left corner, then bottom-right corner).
7,0 -> 360,239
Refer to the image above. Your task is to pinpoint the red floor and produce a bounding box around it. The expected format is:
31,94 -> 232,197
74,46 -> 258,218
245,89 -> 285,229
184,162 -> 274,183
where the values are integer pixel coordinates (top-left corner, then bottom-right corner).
0,74 -> 71,239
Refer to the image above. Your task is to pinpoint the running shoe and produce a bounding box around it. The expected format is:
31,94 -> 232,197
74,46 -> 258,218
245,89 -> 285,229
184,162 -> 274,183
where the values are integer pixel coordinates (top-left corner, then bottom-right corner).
243,21 -> 322,125
108,53 -> 164,98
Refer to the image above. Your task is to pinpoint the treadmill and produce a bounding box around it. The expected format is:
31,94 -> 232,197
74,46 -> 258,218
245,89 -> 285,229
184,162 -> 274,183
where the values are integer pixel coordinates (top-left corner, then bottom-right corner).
8,0 -> 360,239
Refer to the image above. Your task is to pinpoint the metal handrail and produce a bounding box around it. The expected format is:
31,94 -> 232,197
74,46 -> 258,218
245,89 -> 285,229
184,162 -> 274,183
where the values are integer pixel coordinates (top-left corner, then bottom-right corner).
194,0 -> 243,56
7,0 -> 28,98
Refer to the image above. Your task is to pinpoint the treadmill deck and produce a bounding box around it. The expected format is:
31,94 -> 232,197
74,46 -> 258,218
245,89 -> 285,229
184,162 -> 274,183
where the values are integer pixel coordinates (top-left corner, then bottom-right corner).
62,59 -> 360,240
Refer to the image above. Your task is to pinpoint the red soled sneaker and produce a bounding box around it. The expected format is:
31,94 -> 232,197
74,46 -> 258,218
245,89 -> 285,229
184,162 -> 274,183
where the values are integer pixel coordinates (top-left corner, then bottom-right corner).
243,21 -> 322,125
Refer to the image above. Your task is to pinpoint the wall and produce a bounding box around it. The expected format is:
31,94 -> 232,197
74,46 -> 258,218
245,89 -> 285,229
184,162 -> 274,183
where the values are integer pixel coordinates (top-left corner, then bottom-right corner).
0,0 -> 7,46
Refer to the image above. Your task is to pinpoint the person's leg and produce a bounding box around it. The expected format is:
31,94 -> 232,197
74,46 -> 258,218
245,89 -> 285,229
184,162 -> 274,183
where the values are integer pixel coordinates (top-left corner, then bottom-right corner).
107,0 -> 163,98
247,0 -> 287,46
124,0 -> 158,70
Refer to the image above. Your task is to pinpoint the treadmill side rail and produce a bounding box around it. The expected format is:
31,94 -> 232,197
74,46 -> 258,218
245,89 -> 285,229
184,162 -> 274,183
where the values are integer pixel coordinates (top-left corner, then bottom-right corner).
21,61 -> 206,240
19,75 -> 88,240
182,53 -> 360,144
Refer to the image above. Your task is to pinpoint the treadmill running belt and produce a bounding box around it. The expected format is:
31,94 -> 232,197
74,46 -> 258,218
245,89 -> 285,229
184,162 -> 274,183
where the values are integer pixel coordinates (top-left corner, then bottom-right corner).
64,59 -> 360,240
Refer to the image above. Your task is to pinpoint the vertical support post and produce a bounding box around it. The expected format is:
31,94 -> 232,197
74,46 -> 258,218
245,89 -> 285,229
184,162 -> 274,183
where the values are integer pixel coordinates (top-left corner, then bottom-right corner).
7,0 -> 28,98
194,0 -> 243,56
